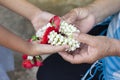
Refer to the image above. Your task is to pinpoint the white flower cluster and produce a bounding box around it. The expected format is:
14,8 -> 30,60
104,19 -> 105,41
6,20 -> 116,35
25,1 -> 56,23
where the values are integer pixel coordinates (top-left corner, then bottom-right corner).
48,31 -> 80,51
60,21 -> 80,37
27,56 -> 33,60
36,21 -> 80,51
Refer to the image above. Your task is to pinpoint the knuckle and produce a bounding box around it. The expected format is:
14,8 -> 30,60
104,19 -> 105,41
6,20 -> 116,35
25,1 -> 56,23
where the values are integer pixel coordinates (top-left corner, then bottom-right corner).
70,61 -> 76,64
88,58 -> 95,63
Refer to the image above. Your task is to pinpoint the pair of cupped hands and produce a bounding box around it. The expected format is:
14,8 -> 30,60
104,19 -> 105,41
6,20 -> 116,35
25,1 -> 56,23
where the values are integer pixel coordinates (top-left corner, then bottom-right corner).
30,8 -> 113,64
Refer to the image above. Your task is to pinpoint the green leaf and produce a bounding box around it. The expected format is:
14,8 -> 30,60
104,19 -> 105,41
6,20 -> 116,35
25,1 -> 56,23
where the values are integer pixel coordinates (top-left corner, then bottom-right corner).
35,56 -> 42,60
31,35 -> 38,41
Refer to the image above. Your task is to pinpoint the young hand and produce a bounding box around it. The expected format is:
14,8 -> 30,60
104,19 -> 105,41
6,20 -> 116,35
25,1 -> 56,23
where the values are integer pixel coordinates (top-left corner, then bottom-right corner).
31,11 -> 54,31
28,41 -> 69,56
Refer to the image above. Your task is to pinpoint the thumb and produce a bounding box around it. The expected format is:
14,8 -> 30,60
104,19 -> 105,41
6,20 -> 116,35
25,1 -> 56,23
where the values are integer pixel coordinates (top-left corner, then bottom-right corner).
73,33 -> 95,46
40,45 -> 69,54
62,10 -> 77,24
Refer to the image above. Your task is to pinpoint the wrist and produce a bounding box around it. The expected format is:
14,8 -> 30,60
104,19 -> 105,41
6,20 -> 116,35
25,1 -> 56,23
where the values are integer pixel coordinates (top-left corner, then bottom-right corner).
25,42 -> 35,56
108,38 -> 120,56
30,10 -> 43,22
30,10 -> 44,30
85,5 -> 103,25
112,39 -> 120,56
84,0 -> 112,25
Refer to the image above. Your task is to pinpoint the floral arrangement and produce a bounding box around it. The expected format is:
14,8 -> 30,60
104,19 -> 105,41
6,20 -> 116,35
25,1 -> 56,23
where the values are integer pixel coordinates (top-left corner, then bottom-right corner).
22,16 -> 80,69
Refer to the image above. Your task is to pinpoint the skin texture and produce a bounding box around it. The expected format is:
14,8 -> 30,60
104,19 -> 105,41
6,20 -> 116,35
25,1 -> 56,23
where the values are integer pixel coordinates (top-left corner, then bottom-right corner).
60,0 -> 120,64
59,33 -> 120,64
0,0 -> 69,56
62,0 -> 120,33
0,0 -> 54,30
0,26 -> 69,56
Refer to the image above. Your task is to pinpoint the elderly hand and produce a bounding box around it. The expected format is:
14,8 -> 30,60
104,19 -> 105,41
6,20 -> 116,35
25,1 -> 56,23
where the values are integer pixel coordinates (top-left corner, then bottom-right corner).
59,33 -> 116,64
62,8 -> 95,33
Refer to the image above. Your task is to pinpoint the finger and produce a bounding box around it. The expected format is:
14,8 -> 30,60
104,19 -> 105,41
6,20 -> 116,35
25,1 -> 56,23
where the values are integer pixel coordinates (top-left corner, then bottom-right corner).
59,52 -> 76,63
73,33 -> 95,46
62,10 -> 77,24
73,54 -> 86,64
59,52 -> 85,64
40,45 -> 69,54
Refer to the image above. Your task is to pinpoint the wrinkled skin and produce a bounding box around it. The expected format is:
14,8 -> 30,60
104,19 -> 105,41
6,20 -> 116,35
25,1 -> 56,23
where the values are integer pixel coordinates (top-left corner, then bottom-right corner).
62,8 -> 95,33
59,33 -> 114,64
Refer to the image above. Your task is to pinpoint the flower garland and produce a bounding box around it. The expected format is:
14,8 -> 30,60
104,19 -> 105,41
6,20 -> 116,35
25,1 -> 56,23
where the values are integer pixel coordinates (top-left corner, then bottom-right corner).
22,16 -> 80,69
22,37 -> 43,69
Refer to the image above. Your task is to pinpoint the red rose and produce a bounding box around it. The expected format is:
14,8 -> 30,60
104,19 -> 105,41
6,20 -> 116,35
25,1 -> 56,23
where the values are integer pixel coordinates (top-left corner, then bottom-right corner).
49,16 -> 60,32
22,54 -> 28,60
34,60 -> 43,67
40,26 -> 57,44
22,60 -> 33,69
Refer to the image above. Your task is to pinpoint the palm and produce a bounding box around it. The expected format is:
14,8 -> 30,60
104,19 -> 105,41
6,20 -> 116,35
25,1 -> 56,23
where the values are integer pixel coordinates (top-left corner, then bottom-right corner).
74,14 -> 95,33
67,43 -> 97,63
63,36 -> 110,64
31,11 -> 54,31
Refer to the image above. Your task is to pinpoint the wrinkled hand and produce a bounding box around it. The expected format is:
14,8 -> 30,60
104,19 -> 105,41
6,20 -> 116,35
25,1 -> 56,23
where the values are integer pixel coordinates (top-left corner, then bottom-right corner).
31,11 -> 54,31
59,33 -> 113,64
62,8 -> 95,33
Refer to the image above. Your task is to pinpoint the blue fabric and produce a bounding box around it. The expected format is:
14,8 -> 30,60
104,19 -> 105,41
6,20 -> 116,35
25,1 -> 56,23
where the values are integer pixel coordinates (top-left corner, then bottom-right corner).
81,60 -> 103,80
81,13 -> 120,80
103,12 -> 120,80
0,46 -> 14,80
81,16 -> 112,80
0,64 -> 10,80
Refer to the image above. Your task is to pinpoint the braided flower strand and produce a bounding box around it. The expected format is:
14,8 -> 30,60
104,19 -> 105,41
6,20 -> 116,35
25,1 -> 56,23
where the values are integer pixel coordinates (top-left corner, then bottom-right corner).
36,16 -> 80,51
22,16 -> 81,69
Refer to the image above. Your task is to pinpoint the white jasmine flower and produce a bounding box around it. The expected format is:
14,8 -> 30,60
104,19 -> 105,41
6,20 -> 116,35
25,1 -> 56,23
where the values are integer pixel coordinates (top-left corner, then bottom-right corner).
36,20 -> 81,51
27,56 -> 33,60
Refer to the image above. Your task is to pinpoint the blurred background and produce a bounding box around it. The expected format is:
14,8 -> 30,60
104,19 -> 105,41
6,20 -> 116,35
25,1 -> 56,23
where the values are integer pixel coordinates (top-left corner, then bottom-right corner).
0,0 -> 94,80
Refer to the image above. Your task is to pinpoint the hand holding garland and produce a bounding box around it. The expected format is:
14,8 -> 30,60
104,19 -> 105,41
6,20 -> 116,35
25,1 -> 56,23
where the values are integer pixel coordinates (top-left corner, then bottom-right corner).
0,25 -> 68,69
59,0 -> 120,64
22,16 -> 81,69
